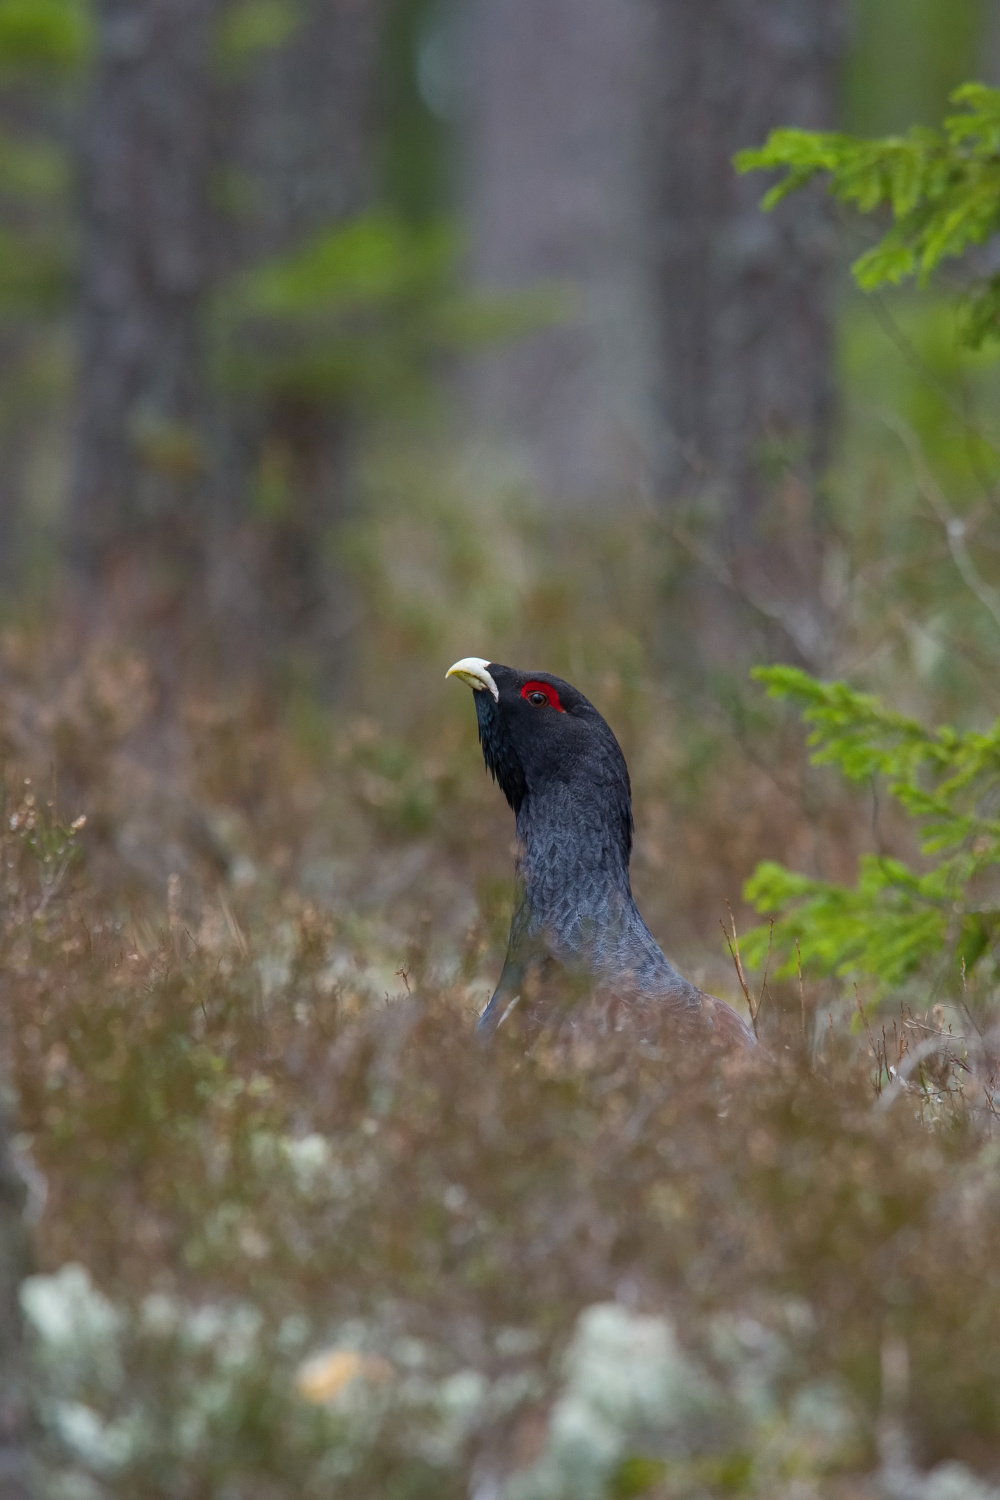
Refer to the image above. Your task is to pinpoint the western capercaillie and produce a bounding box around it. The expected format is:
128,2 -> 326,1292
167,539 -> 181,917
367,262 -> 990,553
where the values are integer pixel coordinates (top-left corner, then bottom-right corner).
447,657 -> 756,1048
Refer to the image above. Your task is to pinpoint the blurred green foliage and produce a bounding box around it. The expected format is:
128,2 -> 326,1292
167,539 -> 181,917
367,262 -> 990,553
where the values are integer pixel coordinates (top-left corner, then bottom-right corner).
0,0 -> 84,571
215,209 -> 565,414
215,0 -> 303,74
380,0 -> 453,221
843,0 -> 984,135
0,223 -> 67,313
828,289 -> 1000,736
0,132 -> 67,200
0,0 -> 85,322
0,0 -> 90,76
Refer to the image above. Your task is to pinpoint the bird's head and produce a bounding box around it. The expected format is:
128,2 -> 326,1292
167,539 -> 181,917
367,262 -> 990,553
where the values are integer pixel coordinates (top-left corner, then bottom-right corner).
446,657 -> 633,855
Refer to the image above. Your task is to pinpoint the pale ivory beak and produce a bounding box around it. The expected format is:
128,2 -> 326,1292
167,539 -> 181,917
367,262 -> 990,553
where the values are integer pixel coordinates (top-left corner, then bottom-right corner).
446,656 -> 499,701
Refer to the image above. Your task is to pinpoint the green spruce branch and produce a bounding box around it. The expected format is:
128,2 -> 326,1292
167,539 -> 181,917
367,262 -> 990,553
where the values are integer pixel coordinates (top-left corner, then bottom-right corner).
737,83 -> 1000,346
742,667 -> 1000,999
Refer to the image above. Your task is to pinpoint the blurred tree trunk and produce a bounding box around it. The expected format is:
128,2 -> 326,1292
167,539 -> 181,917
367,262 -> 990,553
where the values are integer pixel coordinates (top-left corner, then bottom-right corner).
64,0 -> 381,895
223,0 -> 378,266
465,0 -> 845,666
0,1097 -> 32,1500
0,433 -> 23,595
70,0 -> 220,604
209,0 -> 380,678
464,0 -> 658,503
70,0 -> 380,681
651,0 -> 846,670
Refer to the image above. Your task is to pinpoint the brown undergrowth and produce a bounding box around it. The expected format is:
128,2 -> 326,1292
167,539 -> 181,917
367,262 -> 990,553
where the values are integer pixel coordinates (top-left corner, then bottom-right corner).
2,650 -> 1000,1496
2,487 -> 999,1496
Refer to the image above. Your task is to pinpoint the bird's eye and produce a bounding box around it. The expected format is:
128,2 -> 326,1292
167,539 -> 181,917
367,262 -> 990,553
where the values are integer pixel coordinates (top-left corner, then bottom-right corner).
520,680 -> 566,711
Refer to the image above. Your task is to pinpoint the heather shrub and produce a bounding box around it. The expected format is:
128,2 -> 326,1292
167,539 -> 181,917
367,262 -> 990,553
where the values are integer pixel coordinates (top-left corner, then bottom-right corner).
3,502 -> 1000,1497
5,735 -> 1000,1498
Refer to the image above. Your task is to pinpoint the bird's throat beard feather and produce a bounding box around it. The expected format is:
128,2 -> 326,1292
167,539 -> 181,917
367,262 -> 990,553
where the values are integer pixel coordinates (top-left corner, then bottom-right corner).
474,690 -> 527,815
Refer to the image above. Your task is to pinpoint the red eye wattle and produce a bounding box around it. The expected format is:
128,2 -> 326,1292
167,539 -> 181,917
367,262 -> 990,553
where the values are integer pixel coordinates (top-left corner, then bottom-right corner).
521,681 -> 565,712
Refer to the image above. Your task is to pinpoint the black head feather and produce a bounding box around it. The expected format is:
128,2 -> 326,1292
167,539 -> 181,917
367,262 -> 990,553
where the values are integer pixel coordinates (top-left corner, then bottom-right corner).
472,663 -> 633,864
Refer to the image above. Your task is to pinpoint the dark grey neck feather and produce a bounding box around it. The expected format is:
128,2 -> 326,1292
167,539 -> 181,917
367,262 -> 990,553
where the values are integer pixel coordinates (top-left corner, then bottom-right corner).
511,781 -> 699,1004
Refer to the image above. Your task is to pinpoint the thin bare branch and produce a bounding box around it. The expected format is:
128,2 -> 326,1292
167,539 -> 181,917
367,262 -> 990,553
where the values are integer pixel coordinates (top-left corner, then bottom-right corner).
884,412 -> 1000,635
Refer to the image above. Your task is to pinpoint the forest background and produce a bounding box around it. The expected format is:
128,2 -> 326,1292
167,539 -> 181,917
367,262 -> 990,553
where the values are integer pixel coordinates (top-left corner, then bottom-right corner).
5,1 -> 1000,1497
